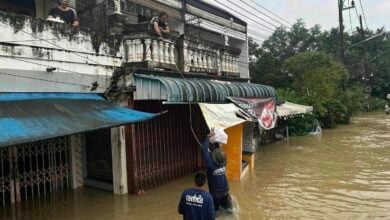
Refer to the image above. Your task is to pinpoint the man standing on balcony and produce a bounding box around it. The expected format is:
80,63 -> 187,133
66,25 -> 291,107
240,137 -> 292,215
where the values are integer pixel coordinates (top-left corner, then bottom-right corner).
47,0 -> 79,27
151,11 -> 170,39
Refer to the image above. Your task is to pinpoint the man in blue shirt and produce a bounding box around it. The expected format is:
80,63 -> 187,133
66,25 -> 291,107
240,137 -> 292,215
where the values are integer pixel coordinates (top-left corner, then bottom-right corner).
178,172 -> 215,220
202,130 -> 233,213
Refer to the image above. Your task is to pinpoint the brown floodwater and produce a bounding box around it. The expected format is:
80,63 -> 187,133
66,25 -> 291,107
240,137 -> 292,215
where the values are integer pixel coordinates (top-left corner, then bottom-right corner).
2,112 -> 390,219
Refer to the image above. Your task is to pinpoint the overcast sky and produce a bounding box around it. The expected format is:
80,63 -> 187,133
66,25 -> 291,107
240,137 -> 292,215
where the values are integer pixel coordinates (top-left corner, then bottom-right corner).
204,0 -> 389,43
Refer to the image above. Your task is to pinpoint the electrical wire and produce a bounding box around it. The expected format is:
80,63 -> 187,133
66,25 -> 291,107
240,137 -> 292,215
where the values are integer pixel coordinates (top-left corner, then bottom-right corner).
248,0 -> 292,26
0,54 -> 109,80
173,63 -> 204,148
239,0 -> 291,29
214,0 -> 275,32
358,0 -> 369,29
0,70 -> 92,88
226,0 -> 281,30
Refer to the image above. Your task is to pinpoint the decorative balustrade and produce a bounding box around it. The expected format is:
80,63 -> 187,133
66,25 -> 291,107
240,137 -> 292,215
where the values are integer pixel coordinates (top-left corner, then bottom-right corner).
181,40 -> 240,77
123,23 -> 179,70
124,38 -> 176,65
123,24 -> 240,77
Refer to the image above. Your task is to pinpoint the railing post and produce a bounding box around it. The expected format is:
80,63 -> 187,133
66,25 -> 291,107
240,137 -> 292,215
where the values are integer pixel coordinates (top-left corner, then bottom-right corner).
202,52 -> 207,69
183,41 -> 189,72
152,40 -> 158,62
227,55 -> 232,73
234,57 -> 238,73
221,54 -> 226,72
144,39 -> 152,61
169,43 -> 175,64
158,41 -> 164,63
164,42 -> 170,64
193,50 -> 198,70
133,39 -> 142,62
125,40 -> 131,62
207,52 -> 212,70
216,49 -> 221,75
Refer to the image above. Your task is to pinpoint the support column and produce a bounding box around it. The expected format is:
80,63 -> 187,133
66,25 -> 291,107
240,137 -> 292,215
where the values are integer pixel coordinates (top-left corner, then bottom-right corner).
70,134 -> 83,189
111,96 -> 128,195
111,126 -> 128,195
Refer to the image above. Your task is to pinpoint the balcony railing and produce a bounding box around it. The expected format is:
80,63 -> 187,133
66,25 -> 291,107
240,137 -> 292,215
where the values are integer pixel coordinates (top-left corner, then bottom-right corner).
123,24 -> 240,77
182,39 -> 240,77
123,23 -> 178,70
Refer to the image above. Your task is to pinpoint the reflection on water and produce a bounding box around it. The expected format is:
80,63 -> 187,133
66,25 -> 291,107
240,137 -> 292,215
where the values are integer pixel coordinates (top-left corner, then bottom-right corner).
1,113 -> 390,219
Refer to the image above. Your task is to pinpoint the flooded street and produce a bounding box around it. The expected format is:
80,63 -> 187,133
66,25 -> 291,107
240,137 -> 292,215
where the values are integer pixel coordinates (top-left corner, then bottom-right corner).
2,112 -> 390,219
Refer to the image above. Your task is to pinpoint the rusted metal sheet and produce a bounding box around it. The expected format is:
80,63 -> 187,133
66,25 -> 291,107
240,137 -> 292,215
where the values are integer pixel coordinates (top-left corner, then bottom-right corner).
129,101 -> 207,193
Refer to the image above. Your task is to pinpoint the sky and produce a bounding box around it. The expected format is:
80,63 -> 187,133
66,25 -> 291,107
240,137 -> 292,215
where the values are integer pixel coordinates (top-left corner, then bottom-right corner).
204,0 -> 389,43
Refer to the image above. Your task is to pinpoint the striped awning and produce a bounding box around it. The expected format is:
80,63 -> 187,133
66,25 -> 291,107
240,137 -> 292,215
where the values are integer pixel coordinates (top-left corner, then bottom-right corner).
133,74 -> 276,103
277,101 -> 313,117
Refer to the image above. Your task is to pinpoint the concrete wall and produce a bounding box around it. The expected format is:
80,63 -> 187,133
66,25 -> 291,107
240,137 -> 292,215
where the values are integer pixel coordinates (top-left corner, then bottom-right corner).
0,11 -> 123,92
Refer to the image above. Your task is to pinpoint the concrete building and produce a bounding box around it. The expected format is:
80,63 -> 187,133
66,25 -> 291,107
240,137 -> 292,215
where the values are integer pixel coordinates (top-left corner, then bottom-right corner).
0,0 -> 277,206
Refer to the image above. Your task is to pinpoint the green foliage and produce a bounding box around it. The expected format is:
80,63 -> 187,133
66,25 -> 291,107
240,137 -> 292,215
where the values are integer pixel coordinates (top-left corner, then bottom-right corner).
369,98 -> 387,111
249,20 -> 389,132
286,115 -> 316,136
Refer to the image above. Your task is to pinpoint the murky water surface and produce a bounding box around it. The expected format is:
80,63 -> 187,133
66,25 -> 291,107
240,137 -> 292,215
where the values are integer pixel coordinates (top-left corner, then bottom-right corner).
2,113 -> 390,219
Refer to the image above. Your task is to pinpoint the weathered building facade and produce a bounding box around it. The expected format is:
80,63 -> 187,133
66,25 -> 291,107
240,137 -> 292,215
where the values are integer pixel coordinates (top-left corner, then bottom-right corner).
0,0 -> 277,206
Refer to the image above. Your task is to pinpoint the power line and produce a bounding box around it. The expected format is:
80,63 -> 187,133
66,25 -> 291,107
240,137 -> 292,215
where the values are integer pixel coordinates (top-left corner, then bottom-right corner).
0,71 -> 92,88
248,0 -> 292,26
239,0 -> 291,29
358,0 -> 369,29
247,30 -> 268,39
19,29 -> 101,66
214,0 -> 275,32
0,54 -> 106,81
225,0 -> 280,29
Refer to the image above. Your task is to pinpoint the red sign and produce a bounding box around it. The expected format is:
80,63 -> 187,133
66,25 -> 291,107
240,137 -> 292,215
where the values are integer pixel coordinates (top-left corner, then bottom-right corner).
228,97 -> 277,130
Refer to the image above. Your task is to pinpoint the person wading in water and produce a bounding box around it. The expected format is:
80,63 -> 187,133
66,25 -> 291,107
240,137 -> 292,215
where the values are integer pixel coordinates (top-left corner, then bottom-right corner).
201,128 -> 233,215
178,171 -> 215,220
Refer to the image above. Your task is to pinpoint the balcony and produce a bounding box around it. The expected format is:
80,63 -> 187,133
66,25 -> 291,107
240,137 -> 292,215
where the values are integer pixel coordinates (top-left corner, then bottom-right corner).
181,38 -> 240,77
122,23 -> 179,71
122,24 -> 241,77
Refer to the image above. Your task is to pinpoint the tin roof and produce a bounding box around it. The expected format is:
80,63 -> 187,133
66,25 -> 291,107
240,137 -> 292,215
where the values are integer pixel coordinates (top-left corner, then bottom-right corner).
0,93 -> 157,147
133,74 -> 276,102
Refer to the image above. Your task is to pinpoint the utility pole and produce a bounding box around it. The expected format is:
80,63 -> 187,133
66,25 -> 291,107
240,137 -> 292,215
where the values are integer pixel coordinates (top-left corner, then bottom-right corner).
358,15 -> 371,110
338,0 -> 346,64
338,0 -> 355,65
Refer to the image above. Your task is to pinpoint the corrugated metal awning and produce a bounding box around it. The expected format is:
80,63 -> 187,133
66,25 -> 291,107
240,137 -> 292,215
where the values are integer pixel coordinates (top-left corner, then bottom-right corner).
133,74 -> 277,103
0,93 -> 157,148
